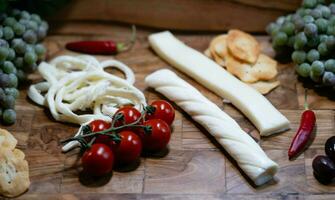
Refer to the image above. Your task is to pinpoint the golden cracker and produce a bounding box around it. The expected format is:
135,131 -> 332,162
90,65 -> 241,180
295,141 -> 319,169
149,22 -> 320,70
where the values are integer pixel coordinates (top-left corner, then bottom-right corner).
0,148 -> 30,198
248,80 -> 280,94
227,29 -> 260,64
0,129 -> 17,150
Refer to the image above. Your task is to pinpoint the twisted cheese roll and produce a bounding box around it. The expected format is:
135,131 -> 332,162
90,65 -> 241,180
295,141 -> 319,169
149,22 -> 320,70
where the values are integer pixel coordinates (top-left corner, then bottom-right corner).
145,69 -> 278,186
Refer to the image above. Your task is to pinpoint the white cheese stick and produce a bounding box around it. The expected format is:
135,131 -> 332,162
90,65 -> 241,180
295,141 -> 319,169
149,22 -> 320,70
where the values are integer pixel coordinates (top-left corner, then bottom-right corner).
148,31 -> 290,136
145,69 -> 278,186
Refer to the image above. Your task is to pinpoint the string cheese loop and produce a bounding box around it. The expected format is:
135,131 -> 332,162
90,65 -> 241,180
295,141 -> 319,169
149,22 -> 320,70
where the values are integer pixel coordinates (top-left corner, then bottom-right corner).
148,31 -> 290,136
28,55 -> 146,126
145,69 -> 278,186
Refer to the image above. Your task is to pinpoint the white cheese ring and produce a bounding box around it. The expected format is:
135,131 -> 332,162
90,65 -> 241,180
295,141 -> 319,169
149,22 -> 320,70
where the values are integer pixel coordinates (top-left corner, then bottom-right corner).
145,69 -> 278,186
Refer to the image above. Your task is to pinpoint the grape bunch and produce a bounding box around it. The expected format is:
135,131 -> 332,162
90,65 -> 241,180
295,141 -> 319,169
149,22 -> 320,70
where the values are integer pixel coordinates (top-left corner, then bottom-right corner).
267,0 -> 335,89
0,9 -> 48,124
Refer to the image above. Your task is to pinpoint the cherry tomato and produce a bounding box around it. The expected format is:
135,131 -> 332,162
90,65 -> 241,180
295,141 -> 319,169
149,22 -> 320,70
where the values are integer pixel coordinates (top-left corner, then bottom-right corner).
146,100 -> 175,126
81,143 -> 114,176
112,131 -> 142,165
89,120 -> 111,144
139,119 -> 171,152
113,106 -> 142,127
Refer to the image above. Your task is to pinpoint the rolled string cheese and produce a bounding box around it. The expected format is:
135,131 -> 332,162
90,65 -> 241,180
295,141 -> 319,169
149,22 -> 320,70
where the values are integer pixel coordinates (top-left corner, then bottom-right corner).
145,69 -> 278,186
148,31 -> 290,136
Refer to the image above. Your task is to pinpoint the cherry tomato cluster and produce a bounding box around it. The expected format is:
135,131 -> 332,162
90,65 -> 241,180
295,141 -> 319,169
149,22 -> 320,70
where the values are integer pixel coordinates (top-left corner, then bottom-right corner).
67,100 -> 175,177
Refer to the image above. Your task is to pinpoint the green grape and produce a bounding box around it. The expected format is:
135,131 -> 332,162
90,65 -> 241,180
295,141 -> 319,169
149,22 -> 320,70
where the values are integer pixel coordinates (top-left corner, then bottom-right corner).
12,23 -> 25,36
311,60 -> 325,76
0,88 -> 5,102
20,11 -> 30,19
266,22 -> 277,34
322,71 -> 335,86
329,16 -> 335,25
40,21 -> 49,30
281,22 -> 295,35
7,48 -> 15,61
8,74 -> 18,88
37,26 -> 47,40
23,30 -> 37,44
325,59 -> 335,72
304,9 -> 312,16
297,8 -> 306,16
310,70 -> 322,82
2,61 -> 16,74
31,14 -> 41,24
311,9 -> 322,19
292,51 -> 306,64
26,21 -> 38,31
296,63 -> 311,77
11,38 -> 26,55
304,23 -> 318,37
25,44 -> 35,53
2,109 -> 16,125
320,5 -> 331,18
319,34 -> 328,42
1,95 -> 15,109
13,57 -> 23,69
303,0 -> 318,8
294,17 -> 305,31
4,88 -> 19,99
273,32 -> 288,46
307,49 -> 320,62
24,52 -> 37,65
303,15 -> 314,24
276,16 -> 286,25
3,26 -> 14,40
327,25 -> 335,35
326,35 -> 335,50
0,74 -> 10,87
0,27 -> 3,38
0,47 -> 9,61
288,36 -> 295,47
307,36 -> 319,47
3,17 -> 17,27
34,44 -> 45,58
294,32 -> 308,49
330,3 -> 335,14
317,0 -> 325,4
0,39 -> 9,48
315,18 -> 328,33
318,42 -> 328,56
16,70 -> 26,82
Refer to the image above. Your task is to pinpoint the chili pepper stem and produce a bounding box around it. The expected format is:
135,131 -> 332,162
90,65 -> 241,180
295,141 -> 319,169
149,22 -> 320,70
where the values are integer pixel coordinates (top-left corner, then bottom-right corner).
304,88 -> 309,110
117,25 -> 137,53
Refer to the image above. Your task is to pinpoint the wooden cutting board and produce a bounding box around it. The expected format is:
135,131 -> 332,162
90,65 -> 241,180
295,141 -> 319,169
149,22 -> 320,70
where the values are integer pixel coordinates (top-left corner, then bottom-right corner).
5,23 -> 335,200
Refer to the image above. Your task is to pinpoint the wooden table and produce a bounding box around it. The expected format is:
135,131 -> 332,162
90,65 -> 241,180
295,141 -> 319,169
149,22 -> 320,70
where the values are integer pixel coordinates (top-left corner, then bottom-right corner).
7,22 -> 335,200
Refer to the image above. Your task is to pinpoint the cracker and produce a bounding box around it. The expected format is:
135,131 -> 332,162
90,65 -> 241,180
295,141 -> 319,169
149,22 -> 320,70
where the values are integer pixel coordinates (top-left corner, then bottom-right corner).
248,80 -> 280,94
0,148 -> 30,198
0,129 -> 17,150
225,52 -> 257,83
209,35 -> 227,66
204,48 -> 212,58
225,53 -> 278,83
227,29 -> 260,64
251,54 -> 278,81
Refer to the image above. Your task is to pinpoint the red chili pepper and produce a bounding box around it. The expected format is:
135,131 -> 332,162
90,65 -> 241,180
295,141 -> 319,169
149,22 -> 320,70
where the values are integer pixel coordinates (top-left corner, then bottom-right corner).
65,25 -> 136,55
288,89 -> 316,160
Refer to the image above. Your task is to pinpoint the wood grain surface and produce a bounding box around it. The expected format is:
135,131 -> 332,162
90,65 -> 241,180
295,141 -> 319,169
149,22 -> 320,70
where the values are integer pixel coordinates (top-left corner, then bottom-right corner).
4,23 -> 335,199
50,0 -> 301,32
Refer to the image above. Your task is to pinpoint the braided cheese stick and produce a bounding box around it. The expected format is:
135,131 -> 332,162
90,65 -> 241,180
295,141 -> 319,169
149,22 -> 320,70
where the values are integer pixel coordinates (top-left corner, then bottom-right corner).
145,69 -> 278,186
148,31 -> 290,136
